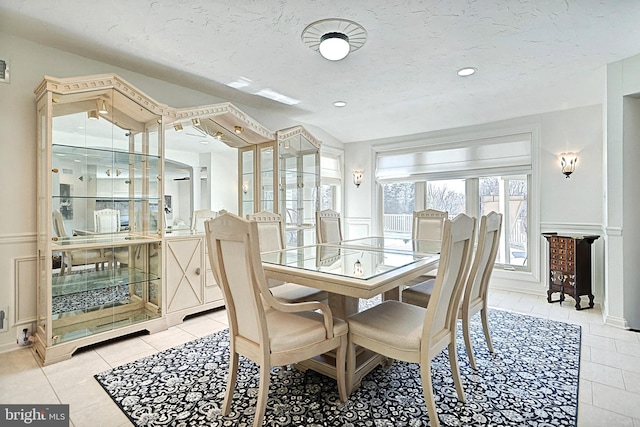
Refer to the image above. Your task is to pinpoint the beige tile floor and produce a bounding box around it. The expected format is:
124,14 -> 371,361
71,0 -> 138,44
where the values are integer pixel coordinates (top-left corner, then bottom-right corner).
1,289 -> 639,427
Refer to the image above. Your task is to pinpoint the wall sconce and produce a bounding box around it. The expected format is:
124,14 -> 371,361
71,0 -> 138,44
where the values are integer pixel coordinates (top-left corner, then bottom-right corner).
353,259 -> 364,277
352,170 -> 364,187
559,153 -> 578,178
242,182 -> 249,194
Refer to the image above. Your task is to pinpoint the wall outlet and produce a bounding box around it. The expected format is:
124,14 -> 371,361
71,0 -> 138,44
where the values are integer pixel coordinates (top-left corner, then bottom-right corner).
0,307 -> 7,332
17,324 -> 34,347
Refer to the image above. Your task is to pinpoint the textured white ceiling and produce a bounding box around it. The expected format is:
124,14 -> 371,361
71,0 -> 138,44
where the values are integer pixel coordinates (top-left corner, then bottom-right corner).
2,0 -> 640,143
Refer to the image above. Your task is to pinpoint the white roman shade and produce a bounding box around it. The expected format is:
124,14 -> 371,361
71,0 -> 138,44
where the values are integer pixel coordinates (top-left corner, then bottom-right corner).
321,154 -> 342,184
376,132 -> 532,182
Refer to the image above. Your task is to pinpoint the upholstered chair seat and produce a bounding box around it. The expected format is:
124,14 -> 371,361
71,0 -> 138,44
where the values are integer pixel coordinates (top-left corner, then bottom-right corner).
248,211 -> 327,304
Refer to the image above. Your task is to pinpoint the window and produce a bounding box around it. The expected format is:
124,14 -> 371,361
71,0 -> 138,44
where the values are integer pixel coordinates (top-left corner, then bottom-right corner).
425,179 -> 465,218
382,182 -> 415,238
320,184 -> 338,210
320,151 -> 343,212
375,129 -> 535,273
479,176 -> 528,268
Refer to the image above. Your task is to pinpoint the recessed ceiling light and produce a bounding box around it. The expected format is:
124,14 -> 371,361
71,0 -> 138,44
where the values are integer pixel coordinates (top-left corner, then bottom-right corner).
333,101 -> 347,107
199,140 -> 209,145
457,67 -> 477,77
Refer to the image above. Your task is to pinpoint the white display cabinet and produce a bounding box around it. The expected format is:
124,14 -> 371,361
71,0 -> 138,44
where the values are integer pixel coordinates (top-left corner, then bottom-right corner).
34,75 -> 168,365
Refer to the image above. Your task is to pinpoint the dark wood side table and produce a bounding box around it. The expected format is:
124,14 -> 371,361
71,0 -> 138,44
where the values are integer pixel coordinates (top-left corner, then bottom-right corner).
542,233 -> 599,310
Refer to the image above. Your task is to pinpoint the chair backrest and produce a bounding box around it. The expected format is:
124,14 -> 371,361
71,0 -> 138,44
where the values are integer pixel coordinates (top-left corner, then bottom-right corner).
52,210 -> 67,238
246,211 -> 285,252
316,209 -> 343,243
422,213 -> 476,352
412,209 -> 448,240
463,212 -> 502,308
191,209 -> 218,232
205,213 -> 272,346
94,208 -> 120,233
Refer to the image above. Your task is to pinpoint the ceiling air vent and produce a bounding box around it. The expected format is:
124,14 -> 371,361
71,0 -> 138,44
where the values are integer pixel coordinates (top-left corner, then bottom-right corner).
0,59 -> 9,83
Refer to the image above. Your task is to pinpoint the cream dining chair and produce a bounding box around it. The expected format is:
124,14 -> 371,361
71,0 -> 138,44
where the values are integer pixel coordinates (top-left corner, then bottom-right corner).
53,210 -> 111,274
412,209 -> 448,280
316,209 -> 343,243
402,211 -> 502,370
346,213 -> 476,427
413,209 -> 448,240
204,213 -> 347,427
191,209 -> 218,232
247,211 -> 328,303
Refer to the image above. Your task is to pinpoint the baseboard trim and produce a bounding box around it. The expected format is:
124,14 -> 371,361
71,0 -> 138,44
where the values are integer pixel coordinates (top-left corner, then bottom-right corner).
603,314 -> 629,330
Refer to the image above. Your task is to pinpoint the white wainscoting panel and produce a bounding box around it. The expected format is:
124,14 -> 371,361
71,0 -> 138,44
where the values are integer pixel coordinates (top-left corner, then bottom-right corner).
15,256 -> 37,325
344,217 -> 371,240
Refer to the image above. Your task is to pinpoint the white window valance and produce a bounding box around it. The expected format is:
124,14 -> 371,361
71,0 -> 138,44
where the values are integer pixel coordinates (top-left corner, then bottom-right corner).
375,132 -> 532,182
321,154 -> 342,183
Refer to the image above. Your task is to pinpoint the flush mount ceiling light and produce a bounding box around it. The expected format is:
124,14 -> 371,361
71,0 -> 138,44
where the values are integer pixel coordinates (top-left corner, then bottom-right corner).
302,18 -> 367,61
234,126 -> 243,134
457,67 -> 477,77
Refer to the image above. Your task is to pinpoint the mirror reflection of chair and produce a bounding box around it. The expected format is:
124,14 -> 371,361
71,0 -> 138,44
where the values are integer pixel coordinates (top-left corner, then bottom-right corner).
346,214 -> 476,427
247,211 -> 328,303
94,208 -> 121,233
53,210 -> 111,275
205,213 -> 347,427
403,212 -> 502,370
191,209 -> 218,232
316,209 -> 343,243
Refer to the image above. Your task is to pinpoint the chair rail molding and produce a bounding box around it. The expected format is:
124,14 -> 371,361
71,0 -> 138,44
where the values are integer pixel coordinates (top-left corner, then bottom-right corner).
0,232 -> 37,245
540,222 -> 603,235
605,226 -> 623,236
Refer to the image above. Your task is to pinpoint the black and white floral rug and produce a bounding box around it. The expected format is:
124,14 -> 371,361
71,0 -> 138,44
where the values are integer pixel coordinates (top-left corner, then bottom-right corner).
95,309 -> 581,426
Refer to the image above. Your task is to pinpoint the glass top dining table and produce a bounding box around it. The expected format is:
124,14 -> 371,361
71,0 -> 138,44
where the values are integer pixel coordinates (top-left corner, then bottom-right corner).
260,236 -> 441,390
261,237 -> 440,306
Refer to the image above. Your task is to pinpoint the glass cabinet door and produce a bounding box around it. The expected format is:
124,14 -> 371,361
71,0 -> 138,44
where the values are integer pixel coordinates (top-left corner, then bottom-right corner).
239,147 -> 254,218
277,127 -> 320,247
259,142 -> 276,213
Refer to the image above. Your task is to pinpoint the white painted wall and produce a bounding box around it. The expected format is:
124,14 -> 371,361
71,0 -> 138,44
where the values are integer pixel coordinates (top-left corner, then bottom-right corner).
606,52 -> 640,329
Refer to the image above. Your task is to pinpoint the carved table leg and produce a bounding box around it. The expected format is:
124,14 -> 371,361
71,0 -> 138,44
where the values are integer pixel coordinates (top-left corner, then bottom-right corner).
588,294 -> 595,308
574,295 -> 582,310
547,289 -> 553,303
